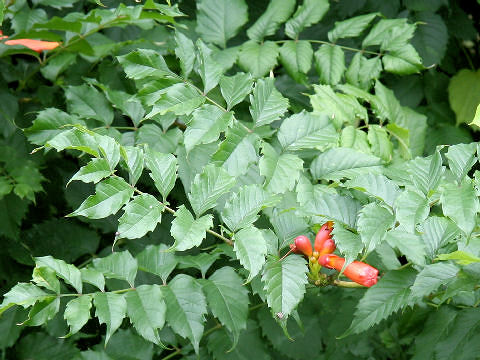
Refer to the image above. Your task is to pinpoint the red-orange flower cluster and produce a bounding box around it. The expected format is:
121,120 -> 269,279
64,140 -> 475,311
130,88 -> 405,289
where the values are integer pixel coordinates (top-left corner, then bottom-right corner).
318,254 -> 379,287
0,30 -> 60,52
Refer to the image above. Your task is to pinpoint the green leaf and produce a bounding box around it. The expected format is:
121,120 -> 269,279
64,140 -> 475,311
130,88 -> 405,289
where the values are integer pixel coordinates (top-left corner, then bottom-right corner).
410,263 -> 459,300
93,251 -> 138,287
411,12 -> 448,67
46,128 -> 99,157
32,267 -> 60,294
314,44 -> 345,85
117,195 -> 163,240
259,143 -> 303,194
32,0 -> 79,9
163,274 -> 207,354
80,268 -> 105,291
117,49 -> 174,80
220,73 -> 254,111
344,173 -> 400,208
449,69 -> 480,126
234,226 -> 267,282
0,283 -> 51,315
40,52 -> 77,81
421,216 -> 459,259
65,85 -> 114,126
262,255 -> 308,319
184,104 -> 233,153
357,203 -> 395,254
277,111 -> 337,151
246,0 -> 295,41
249,78 -> 289,127
22,297 -> 60,326
382,44 -> 423,75
331,224 -> 363,267
95,134 -> 121,171
137,244 -> 177,284
144,147 -> 177,200
125,285 -> 166,345
203,267 -> 249,345
68,158 -> 111,185
279,41 -> 313,83
147,83 -> 205,117
436,250 -> 480,265
343,268 -> 417,336
470,104 -> 480,128
69,177 -> 133,220
238,41 -> 279,78
64,295 -> 92,336
363,18 -> 414,48
35,256 -> 82,293
441,180 -> 479,236
284,0 -> 329,39
196,0 -> 248,48
311,147 -> 383,181
188,164 -> 236,216
122,146 -> 144,186
394,190 -> 429,233
368,125 -> 392,162
11,7 -> 47,33
345,53 -> 382,90
411,306 -> 458,360
170,205 -> 213,251
385,229 -> 426,266
102,89 -> 145,127
196,40 -> 223,94
93,292 -> 127,345
445,143 -> 477,182
178,253 -> 220,278
174,31 -> 195,78
328,13 -> 378,42
222,184 -> 279,232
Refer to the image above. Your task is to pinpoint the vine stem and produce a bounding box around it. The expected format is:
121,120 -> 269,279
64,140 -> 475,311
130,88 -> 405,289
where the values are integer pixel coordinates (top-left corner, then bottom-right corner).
127,178 -> 234,246
333,280 -> 366,288
274,39 -> 382,56
160,347 -> 182,360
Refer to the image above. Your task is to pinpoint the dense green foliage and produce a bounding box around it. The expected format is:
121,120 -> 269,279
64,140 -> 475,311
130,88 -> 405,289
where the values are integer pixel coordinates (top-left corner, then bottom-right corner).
1,0 -> 480,359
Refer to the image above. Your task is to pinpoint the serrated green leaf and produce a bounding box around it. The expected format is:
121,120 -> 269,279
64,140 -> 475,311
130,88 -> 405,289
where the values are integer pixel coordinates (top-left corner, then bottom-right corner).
441,180 -> 479,236
448,69 -> 480,126
437,250 -> 480,265
137,244 -> 177,284
345,53 -> 382,90
343,268 -> 417,336
383,44 -> 423,75
22,297 -> 60,326
93,251 -> 137,287
69,158 -> 111,185
94,292 -> 127,345
117,49 -> 174,80
184,104 -> 233,153
35,256 -> 82,293
203,267 -> 249,346
311,147 -> 383,181
277,111 -> 337,151
95,134 -> 120,171
188,164 -> 236,216
46,128 -> 99,157
65,85 -> 113,126
238,41 -> 279,78
340,125 -> 371,153
262,255 -> 308,319
0,283 -> 51,315
222,184 -> 279,232
122,146 -> 144,186
279,41 -> 313,83
394,190 -> 429,233
147,83 -> 205,117
174,31 -> 195,78
363,18 -> 413,48
178,253 -> 220,278
118,195 -> 163,240
345,173 -> 400,208
211,123 -> 258,176
32,267 -> 60,294
69,177 -> 133,220
144,147 -> 177,200
196,40 -> 223,94
269,207 -> 310,249
196,0 -> 248,48
220,73 -> 254,111
170,205 -> 213,251
284,0 -> 329,39
25,108 -> 84,146
314,44 -> 345,85
234,226 -> 267,282
164,274 -> 207,354
445,143 -> 477,182
385,229 -> 426,266
80,268 -> 105,291
246,0 -> 295,41
328,13 -> 378,42
259,143 -> 303,194
368,125 -> 392,162
331,224 -> 363,267
421,216 -> 459,260
358,203 -> 395,254
64,295 -> 92,336
411,12 -> 448,67
125,285 -> 166,345
410,262 -> 459,300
